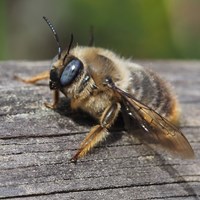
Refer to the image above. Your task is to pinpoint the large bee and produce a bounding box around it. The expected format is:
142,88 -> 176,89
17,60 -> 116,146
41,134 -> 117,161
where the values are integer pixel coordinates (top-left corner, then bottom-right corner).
16,17 -> 194,162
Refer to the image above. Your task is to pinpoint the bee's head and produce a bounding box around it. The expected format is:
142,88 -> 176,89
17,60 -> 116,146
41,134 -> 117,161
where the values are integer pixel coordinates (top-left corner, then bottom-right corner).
49,55 -> 84,90
43,17 -> 83,90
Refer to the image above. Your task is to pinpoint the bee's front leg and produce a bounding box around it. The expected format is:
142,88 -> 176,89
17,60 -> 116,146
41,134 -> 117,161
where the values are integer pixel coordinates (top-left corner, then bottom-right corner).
44,90 -> 60,109
14,71 -> 49,84
70,102 -> 121,163
15,71 -> 59,109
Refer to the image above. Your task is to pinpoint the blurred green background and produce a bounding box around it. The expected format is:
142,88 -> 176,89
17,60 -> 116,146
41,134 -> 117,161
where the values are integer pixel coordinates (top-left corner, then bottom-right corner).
0,0 -> 200,60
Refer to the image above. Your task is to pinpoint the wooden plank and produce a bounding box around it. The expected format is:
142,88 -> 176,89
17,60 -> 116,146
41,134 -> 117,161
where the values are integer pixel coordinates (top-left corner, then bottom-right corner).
0,60 -> 199,200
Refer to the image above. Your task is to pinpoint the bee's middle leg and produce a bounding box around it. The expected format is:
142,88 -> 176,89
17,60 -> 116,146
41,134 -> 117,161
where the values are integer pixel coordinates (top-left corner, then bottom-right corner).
71,102 -> 121,162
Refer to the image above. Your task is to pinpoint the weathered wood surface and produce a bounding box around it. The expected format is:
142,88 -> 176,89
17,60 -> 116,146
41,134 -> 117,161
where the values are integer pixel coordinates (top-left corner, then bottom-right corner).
0,60 -> 200,200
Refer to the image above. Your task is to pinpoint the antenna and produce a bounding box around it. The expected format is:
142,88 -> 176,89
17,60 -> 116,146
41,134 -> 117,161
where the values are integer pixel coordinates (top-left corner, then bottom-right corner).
67,34 -> 74,55
63,34 -> 74,64
88,26 -> 94,46
43,16 -> 62,59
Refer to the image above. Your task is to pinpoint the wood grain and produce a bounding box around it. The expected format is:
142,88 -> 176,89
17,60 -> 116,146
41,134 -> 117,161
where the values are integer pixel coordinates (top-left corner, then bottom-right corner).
0,60 -> 199,200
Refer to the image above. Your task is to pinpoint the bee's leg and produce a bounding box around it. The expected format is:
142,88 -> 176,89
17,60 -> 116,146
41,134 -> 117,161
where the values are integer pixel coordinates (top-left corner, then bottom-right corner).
44,90 -> 60,109
71,102 -> 121,163
14,71 -> 49,84
15,71 -> 59,109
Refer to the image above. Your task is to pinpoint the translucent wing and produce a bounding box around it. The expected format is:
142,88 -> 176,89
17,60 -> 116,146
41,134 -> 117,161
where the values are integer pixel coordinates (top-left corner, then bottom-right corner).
105,78 -> 194,159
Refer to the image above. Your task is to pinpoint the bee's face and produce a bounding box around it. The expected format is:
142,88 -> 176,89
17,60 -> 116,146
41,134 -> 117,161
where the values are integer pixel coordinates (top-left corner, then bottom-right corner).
49,56 -> 84,90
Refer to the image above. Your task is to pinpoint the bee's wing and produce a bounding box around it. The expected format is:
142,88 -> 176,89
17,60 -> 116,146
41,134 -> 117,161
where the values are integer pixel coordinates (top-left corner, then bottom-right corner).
106,78 -> 194,159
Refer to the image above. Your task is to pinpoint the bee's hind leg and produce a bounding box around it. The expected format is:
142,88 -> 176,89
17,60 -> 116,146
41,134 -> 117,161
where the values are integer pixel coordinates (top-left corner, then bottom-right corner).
70,102 -> 121,163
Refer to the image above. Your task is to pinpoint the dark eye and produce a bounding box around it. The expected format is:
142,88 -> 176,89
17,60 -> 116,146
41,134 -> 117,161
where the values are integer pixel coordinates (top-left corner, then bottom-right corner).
60,59 -> 83,86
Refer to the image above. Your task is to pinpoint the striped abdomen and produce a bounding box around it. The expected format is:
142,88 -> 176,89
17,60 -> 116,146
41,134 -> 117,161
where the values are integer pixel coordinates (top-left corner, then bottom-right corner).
127,67 -> 180,124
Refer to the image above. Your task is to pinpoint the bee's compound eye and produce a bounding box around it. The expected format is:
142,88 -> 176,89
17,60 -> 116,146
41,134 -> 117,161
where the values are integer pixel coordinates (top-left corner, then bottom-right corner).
60,59 -> 83,86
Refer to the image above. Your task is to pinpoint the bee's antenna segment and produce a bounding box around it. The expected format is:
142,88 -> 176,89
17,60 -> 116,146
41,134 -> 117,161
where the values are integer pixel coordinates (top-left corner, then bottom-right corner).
88,25 -> 94,46
67,34 -> 74,55
43,16 -> 62,59
63,34 -> 74,64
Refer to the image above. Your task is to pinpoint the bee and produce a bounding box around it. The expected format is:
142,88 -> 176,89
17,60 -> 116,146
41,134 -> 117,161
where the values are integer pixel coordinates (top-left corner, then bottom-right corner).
16,17 -> 194,162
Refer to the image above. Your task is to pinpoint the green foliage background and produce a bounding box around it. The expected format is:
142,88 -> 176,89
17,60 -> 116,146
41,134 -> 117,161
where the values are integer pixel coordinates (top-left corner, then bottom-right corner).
0,0 -> 200,60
